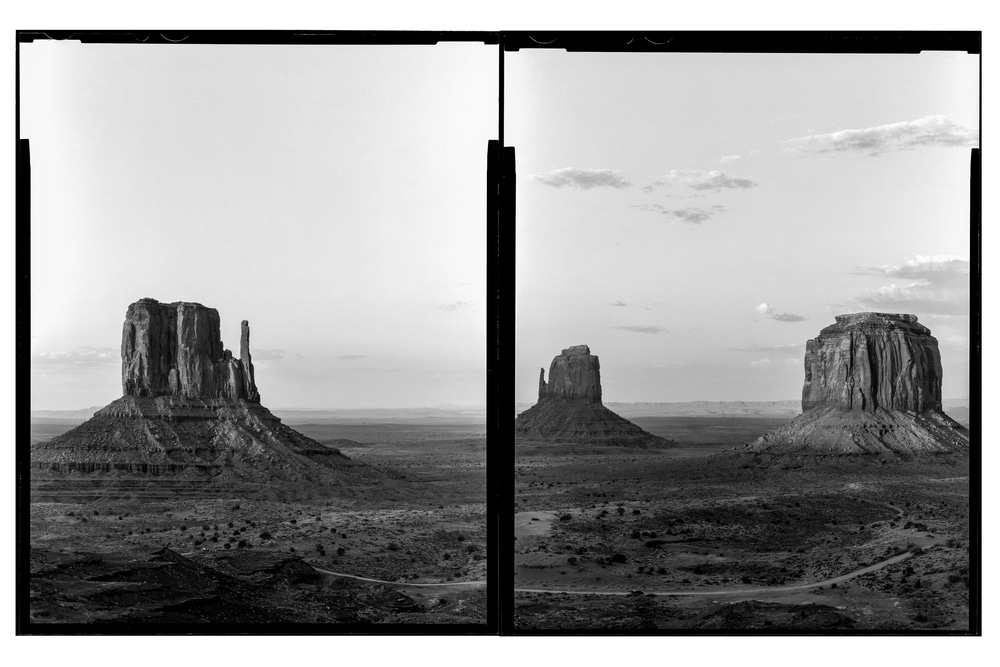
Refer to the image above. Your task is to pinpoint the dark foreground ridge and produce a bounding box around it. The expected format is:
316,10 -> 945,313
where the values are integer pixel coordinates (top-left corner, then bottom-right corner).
515,345 -> 675,448
31,298 -> 379,501
732,312 -> 969,461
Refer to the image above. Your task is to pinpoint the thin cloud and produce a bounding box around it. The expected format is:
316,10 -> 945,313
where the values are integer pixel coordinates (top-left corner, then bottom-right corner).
31,347 -> 118,368
437,301 -> 474,311
646,170 -> 758,193
251,348 -> 285,361
339,354 -> 367,361
613,325 -> 663,334
750,358 -> 772,369
731,343 -> 802,354
719,155 -> 742,163
783,115 -> 978,157
632,203 -> 726,225
531,167 -> 632,189
610,300 -> 627,307
755,303 -> 807,323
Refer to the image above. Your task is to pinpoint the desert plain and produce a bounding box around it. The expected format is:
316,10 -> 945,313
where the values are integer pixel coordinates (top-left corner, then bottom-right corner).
28,409 -> 487,626
514,404 -> 971,631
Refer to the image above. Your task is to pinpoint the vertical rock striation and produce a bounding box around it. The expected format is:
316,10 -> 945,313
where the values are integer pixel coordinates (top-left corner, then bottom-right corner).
741,313 -> 968,458
540,345 -> 603,403
516,344 -> 674,448
801,313 -> 942,413
121,298 -> 260,403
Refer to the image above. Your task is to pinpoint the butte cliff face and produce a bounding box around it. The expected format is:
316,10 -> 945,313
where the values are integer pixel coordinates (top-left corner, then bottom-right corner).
515,345 -> 674,448
742,313 -> 968,458
32,298 -> 368,501
121,298 -> 260,402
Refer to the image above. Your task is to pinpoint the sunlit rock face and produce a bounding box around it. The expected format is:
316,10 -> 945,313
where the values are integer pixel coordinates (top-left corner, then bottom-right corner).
516,345 -> 674,448
539,345 -> 603,403
121,298 -> 259,402
801,312 -> 943,413
741,313 -> 968,458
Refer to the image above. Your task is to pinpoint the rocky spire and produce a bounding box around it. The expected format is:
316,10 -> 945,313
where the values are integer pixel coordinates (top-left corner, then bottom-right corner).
240,320 -> 260,402
539,345 -> 602,404
120,298 -> 260,402
537,368 -> 547,402
801,312 -> 943,413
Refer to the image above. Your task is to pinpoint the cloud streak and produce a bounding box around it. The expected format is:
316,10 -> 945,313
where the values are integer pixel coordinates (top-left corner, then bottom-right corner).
632,203 -> 726,225
252,348 -> 286,361
755,303 -> 807,323
531,168 -> 632,189
610,300 -> 627,307
645,170 -> 758,193
613,325 -> 663,334
731,343 -> 803,354
437,301 -> 474,311
784,115 -> 978,157
31,347 -> 118,368
339,354 -> 367,361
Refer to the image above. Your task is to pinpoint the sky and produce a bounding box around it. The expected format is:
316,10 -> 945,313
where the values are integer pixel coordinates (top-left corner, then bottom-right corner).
508,50 -> 978,405
23,41 -> 496,410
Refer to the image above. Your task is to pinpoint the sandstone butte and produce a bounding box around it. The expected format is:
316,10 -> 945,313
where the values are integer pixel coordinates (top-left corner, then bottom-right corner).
514,345 -> 675,448
31,298 -> 375,501
741,312 -> 969,458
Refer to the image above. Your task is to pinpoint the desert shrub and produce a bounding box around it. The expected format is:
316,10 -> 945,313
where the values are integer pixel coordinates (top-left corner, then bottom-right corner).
336,547 -> 345,556
290,519 -> 297,524
568,557 -> 578,565
202,525 -> 210,531
238,539 -> 249,549
657,567 -> 667,575
224,543 -> 231,549
631,530 -> 641,539
443,553 -> 451,561
466,544 -> 478,553
457,535 -> 466,541
259,531 -> 272,540
611,553 -> 627,564
632,509 -> 641,515
617,507 -> 625,516
387,543 -> 400,551
180,525 -> 187,531
559,514 -> 572,522
948,574 -> 962,584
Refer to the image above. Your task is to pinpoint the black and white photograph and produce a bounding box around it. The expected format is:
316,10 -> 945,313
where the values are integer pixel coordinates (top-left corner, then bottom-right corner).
19,35 -> 495,629
508,41 -> 978,631
10,19 -> 987,654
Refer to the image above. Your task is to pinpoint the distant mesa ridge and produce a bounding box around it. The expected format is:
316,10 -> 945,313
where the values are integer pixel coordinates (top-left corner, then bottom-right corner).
31,298 -> 363,501
742,312 -> 969,458
516,344 -> 674,448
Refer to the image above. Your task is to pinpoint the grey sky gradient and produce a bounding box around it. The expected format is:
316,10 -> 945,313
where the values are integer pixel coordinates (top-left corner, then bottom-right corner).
24,42 -> 495,410
509,51 -> 976,403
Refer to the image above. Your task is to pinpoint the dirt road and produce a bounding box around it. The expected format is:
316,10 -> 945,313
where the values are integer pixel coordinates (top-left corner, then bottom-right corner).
312,566 -> 486,588
515,550 -> 913,597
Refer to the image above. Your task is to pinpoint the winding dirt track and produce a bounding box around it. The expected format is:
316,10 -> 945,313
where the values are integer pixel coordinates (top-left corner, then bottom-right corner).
312,566 -> 486,588
514,550 -> 913,597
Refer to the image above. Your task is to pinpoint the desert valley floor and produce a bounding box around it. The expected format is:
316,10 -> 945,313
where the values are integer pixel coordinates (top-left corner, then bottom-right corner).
514,412 -> 971,631
28,413 -> 487,625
